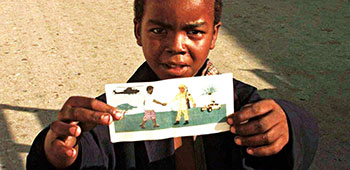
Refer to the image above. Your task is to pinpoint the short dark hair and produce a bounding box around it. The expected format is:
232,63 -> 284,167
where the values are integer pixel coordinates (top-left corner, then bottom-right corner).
134,0 -> 222,25
146,85 -> 153,91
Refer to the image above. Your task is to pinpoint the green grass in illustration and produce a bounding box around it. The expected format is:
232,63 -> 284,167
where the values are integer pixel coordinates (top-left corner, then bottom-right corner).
114,104 -> 227,132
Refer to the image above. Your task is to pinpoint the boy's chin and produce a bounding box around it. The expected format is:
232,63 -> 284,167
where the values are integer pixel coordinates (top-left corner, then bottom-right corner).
156,66 -> 194,79
157,71 -> 194,80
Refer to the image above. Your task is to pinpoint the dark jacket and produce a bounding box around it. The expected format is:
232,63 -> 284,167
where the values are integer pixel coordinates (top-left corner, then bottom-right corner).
27,62 -> 318,170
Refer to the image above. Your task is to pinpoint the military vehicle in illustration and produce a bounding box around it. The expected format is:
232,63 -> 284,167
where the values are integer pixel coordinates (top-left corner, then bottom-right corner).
200,101 -> 221,112
113,87 -> 140,94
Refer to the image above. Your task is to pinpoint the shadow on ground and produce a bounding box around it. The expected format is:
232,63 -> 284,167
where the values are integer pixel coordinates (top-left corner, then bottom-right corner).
0,104 -> 57,170
221,0 -> 349,169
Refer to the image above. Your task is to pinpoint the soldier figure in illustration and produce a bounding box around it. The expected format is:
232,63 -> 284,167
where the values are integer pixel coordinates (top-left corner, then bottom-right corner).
169,84 -> 196,125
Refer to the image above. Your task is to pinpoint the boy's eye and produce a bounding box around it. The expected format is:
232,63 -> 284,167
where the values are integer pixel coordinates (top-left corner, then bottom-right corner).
150,28 -> 166,34
187,30 -> 205,38
187,30 -> 202,35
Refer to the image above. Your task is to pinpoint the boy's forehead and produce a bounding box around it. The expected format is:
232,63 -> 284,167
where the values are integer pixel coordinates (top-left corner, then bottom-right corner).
169,0 -> 204,8
147,0 -> 213,6
143,0 -> 215,23
144,0 -> 214,14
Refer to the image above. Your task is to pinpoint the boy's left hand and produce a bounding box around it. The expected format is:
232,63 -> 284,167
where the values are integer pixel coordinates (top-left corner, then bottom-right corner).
227,99 -> 289,157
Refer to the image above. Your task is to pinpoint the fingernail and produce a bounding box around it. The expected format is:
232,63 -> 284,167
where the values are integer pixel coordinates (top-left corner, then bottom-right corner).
227,118 -> 233,125
234,136 -> 242,145
230,126 -> 236,133
66,149 -> 75,157
115,111 -> 124,120
116,114 -> 121,120
103,115 -> 111,124
70,121 -> 79,125
69,127 -> 77,136
247,147 -> 254,155
112,109 -> 122,120
75,126 -> 81,136
112,109 -> 118,115
241,120 -> 249,124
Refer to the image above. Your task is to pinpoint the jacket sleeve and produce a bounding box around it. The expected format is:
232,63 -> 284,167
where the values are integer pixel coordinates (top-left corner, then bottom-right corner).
234,79 -> 318,170
77,125 -> 117,169
275,99 -> 319,170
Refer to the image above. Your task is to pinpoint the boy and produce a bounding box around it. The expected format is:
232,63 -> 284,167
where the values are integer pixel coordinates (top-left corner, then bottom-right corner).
140,85 -> 166,129
27,0 -> 318,169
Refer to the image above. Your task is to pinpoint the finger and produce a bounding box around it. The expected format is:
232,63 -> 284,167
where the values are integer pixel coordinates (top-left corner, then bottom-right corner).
59,107 -> 113,125
227,113 -> 234,125
64,136 -> 78,147
234,122 -> 284,146
50,121 -> 81,137
112,109 -> 125,121
240,103 -> 252,110
232,99 -> 276,124
246,133 -> 289,157
45,129 -> 79,169
61,96 -> 118,117
227,114 -> 249,126
227,104 -> 253,125
233,109 -> 281,136
51,139 -> 78,158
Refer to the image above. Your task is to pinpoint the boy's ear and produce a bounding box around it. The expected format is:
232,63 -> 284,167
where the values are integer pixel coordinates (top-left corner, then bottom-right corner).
210,21 -> 222,50
134,18 -> 142,46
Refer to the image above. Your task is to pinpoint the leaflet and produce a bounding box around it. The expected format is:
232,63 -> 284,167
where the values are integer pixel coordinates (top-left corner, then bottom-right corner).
106,73 -> 234,142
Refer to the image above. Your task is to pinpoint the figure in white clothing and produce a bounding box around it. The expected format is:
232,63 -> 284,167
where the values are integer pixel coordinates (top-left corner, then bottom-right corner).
139,86 -> 166,129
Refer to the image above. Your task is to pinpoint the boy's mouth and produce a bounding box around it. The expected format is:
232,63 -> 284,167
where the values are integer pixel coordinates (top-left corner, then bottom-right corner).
161,63 -> 190,76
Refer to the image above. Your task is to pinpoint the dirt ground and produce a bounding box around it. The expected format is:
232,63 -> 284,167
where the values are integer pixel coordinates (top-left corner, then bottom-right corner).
0,0 -> 349,169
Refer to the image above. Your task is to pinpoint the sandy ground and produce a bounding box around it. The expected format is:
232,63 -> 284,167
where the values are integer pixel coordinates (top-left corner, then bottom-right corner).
0,0 -> 349,169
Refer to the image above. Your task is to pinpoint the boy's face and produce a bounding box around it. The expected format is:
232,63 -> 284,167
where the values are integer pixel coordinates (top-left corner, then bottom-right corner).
134,0 -> 221,79
147,88 -> 153,94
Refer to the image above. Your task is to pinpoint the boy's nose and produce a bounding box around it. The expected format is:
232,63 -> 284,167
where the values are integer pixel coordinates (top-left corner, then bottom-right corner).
165,33 -> 187,55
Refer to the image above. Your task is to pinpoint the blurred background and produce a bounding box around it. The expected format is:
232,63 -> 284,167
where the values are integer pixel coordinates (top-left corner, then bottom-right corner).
0,0 -> 349,169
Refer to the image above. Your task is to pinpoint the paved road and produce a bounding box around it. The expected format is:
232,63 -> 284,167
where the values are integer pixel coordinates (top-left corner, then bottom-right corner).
1,0 -> 349,169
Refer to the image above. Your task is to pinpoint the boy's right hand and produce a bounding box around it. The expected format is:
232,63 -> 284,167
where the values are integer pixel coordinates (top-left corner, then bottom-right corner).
44,96 -> 121,169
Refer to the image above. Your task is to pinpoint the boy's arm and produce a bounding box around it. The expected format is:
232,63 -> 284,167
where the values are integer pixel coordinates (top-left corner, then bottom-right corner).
274,99 -> 319,170
27,127 -> 68,169
228,79 -> 318,169
27,125 -> 116,170
27,94 -> 118,169
228,99 -> 289,156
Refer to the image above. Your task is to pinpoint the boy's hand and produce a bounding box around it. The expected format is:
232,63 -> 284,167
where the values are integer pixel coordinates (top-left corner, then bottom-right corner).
227,99 -> 289,157
44,96 -> 121,169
